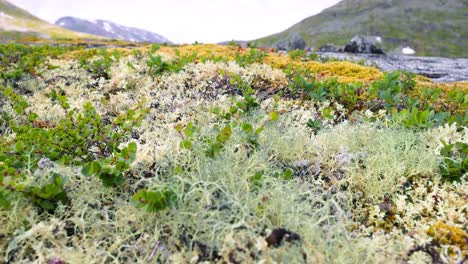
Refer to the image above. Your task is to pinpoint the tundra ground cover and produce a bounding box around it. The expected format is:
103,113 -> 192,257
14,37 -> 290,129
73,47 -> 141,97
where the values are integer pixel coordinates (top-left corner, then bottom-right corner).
0,44 -> 467,263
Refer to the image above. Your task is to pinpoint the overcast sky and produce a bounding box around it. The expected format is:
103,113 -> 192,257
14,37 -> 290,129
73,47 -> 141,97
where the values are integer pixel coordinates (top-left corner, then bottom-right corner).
8,0 -> 341,44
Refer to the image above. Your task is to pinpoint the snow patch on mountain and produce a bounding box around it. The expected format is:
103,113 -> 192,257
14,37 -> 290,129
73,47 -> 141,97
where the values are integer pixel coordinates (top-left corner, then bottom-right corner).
55,16 -> 171,44
103,22 -> 112,33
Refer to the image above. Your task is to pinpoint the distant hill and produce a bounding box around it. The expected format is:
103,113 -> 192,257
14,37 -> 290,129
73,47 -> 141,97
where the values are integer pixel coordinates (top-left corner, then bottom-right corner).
55,17 -> 171,44
0,0 -> 101,40
255,0 -> 468,57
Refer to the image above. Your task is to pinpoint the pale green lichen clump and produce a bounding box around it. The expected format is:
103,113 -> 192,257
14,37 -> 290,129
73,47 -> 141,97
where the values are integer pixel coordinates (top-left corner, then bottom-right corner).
0,44 -> 466,263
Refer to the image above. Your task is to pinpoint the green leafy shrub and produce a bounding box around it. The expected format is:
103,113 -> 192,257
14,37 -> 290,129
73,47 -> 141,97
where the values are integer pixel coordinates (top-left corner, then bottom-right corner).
307,118 -> 323,134
290,71 -> 464,130
23,173 -> 69,211
146,54 -> 172,76
307,53 -> 319,61
205,124 -> 233,157
439,141 -> 467,182
288,49 -> 307,60
80,48 -> 116,79
0,171 -> 69,211
174,74 -> 279,159
223,72 -> 260,112
0,86 -> 148,210
369,71 -> 416,110
131,189 -> 177,212
0,44 -> 80,87
234,48 -> 266,67
146,48 -> 197,76
391,107 -> 448,129
292,75 -> 327,101
81,142 -> 138,187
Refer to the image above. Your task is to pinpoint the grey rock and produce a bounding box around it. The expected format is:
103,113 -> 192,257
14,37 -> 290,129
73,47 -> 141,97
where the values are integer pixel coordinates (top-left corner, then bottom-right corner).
344,35 -> 385,54
273,33 -> 307,51
38,158 -> 55,169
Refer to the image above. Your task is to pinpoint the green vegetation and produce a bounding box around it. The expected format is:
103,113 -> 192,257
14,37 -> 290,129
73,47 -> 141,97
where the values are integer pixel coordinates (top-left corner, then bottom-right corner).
0,0 -> 39,20
0,44 -> 81,86
0,43 -> 466,263
79,48 -> 122,79
145,45 -> 198,76
1,86 -> 148,210
234,48 -> 266,67
288,70 -> 466,130
439,141 -> 467,182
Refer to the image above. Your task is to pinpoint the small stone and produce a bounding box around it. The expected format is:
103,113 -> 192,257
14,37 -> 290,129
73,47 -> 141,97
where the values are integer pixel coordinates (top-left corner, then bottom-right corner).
48,257 -> 65,264
38,158 -> 55,169
265,228 -> 301,247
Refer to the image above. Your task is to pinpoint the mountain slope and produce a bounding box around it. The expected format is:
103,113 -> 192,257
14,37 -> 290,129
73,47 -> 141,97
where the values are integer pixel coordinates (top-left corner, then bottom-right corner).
0,0 -> 38,20
255,0 -> 468,57
0,0 -> 102,40
55,17 -> 171,44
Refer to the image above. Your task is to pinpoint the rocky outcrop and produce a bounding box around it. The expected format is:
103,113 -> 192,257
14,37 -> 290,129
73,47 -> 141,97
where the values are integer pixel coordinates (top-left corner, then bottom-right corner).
344,35 -> 385,54
273,33 -> 307,51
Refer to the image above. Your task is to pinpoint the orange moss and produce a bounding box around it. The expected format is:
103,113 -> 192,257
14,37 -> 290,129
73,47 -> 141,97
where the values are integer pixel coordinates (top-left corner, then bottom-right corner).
427,221 -> 468,251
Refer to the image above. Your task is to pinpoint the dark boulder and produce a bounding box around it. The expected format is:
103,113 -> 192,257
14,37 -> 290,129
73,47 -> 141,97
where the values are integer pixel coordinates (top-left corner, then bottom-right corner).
344,35 -> 385,54
273,33 -> 307,51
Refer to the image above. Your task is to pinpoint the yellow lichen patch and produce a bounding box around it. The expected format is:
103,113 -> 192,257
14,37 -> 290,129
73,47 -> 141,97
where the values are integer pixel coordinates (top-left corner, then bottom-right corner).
427,221 -> 468,251
263,54 -> 303,69
308,61 -> 384,83
264,52 -> 383,83
264,52 -> 384,83
138,44 -> 241,59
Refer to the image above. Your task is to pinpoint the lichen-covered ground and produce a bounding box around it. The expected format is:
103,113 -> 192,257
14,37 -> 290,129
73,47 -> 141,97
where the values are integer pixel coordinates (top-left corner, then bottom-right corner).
0,44 -> 467,263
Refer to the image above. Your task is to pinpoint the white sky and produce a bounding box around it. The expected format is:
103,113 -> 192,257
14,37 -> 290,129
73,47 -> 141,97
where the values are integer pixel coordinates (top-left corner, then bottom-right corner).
8,0 -> 341,44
